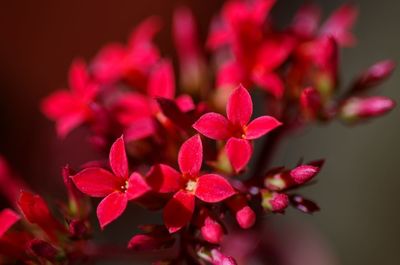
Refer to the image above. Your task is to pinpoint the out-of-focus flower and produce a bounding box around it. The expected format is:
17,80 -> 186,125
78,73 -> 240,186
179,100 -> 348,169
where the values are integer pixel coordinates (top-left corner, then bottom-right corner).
41,59 -> 99,137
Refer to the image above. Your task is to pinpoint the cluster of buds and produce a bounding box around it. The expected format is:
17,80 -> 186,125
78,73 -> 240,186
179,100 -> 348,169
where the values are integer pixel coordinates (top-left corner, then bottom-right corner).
0,0 -> 396,264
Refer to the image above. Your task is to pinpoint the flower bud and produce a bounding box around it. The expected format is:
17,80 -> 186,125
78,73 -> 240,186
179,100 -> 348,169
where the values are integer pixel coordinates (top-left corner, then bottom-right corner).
261,190 -> 289,213
210,249 -> 238,265
201,216 -> 224,244
236,206 -> 256,229
226,196 -> 256,229
69,219 -> 90,239
28,239 -> 59,262
300,87 -> 322,119
290,195 -> 320,214
340,96 -> 395,121
352,60 -> 396,93
264,168 -> 293,191
290,164 -> 319,184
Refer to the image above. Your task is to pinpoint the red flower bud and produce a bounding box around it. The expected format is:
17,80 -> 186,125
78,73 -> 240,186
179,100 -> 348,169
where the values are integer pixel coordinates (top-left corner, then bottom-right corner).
352,60 -> 396,93
290,164 -> 320,184
227,196 -> 256,229
290,195 -> 320,214
300,87 -> 322,119
262,191 -> 289,213
28,239 -> 59,262
68,219 -> 90,239
340,96 -> 395,121
201,216 -> 224,244
264,168 -> 293,191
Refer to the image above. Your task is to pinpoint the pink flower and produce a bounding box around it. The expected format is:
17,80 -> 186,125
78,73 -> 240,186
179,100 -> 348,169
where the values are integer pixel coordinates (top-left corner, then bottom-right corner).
193,85 -> 282,172
71,136 -> 150,229
147,135 -> 235,233
41,59 -> 99,137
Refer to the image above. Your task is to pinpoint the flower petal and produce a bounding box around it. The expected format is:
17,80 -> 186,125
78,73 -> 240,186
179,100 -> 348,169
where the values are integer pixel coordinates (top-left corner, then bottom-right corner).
71,168 -> 119,197
56,113 -> 86,138
147,60 -> 175,99
125,117 -> 156,142
226,138 -> 252,172
193,113 -> 231,140
163,190 -> 195,233
320,4 -> 358,46
178,134 -> 203,175
18,191 -> 65,239
146,164 -> 182,193
126,172 -> 151,200
195,174 -> 235,203
109,136 -> 128,178
245,116 -> 282,140
0,209 -> 20,238
226,85 -> 253,126
252,72 -> 285,99
97,191 -> 128,229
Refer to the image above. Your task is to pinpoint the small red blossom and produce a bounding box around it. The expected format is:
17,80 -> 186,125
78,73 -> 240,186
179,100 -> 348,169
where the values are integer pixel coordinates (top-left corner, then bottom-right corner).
41,59 -> 99,137
71,136 -> 150,229
194,85 -> 282,172
147,135 -> 235,233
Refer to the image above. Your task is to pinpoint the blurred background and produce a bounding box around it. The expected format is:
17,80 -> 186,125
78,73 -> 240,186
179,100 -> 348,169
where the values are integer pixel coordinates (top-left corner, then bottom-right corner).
0,0 -> 398,264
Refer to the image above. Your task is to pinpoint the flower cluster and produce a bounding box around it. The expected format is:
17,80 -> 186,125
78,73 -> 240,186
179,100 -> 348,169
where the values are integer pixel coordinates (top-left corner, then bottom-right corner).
0,0 -> 396,264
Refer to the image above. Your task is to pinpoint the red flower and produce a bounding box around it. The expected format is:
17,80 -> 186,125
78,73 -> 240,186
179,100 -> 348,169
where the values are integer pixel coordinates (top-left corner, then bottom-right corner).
41,59 -> 99,137
193,85 -> 282,172
147,135 -> 235,233
71,136 -> 150,229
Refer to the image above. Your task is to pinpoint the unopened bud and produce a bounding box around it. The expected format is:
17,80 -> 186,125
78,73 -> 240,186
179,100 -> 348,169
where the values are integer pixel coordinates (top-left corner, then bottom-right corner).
262,191 -> 289,213
201,217 -> 224,244
264,169 -> 293,191
290,164 -> 319,184
352,60 -> 396,93
340,96 -> 395,121
226,196 -> 256,229
211,249 -> 238,265
236,206 -> 256,229
69,219 -> 89,239
300,87 -> 322,119
290,195 -> 320,214
29,239 -> 59,262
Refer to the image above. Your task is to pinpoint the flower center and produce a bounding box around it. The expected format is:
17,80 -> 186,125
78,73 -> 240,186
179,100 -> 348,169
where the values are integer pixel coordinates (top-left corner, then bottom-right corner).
230,124 -> 247,139
120,180 -> 129,193
186,180 -> 198,193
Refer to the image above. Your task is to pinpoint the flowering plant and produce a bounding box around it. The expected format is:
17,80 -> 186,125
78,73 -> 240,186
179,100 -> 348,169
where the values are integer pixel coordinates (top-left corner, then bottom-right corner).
0,0 -> 395,264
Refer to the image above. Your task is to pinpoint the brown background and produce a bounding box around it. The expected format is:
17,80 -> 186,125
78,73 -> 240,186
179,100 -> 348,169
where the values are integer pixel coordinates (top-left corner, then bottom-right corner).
0,0 -> 399,264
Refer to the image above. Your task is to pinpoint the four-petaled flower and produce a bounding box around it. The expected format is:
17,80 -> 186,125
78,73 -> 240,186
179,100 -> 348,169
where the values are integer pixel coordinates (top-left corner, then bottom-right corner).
41,59 -> 99,138
71,136 -> 150,229
147,134 -> 236,233
193,85 -> 282,172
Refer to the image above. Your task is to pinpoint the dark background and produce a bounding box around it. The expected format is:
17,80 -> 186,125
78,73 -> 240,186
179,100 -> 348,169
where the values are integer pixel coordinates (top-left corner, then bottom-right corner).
0,1 -> 399,264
